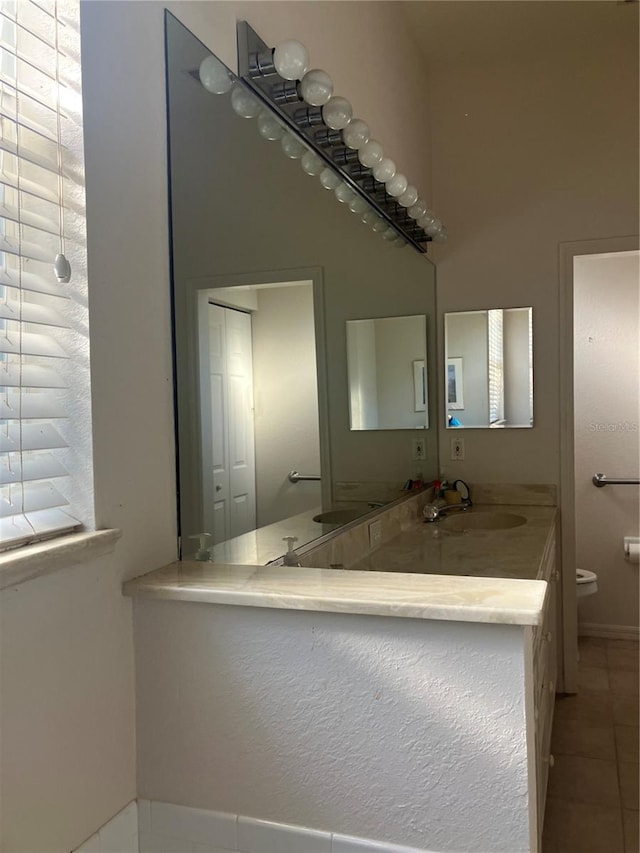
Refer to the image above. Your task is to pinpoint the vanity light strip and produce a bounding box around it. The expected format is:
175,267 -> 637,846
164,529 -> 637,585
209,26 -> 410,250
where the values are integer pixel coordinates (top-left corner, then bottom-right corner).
225,21 -> 447,253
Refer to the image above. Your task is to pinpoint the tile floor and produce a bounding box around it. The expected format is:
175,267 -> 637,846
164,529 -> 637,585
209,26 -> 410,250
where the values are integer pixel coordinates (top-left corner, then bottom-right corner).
543,637 -> 639,852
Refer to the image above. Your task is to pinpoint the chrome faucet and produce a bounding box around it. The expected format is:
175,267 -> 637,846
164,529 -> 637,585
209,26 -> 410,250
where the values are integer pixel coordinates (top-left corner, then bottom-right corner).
423,499 -> 472,522
423,480 -> 472,522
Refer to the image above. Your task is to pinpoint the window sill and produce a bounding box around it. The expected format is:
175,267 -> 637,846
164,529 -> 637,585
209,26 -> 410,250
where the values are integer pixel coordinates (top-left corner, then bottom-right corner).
0,529 -> 122,591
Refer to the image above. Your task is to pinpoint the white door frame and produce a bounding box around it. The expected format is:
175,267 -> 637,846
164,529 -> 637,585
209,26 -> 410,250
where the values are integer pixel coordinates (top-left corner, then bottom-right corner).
558,234 -> 639,692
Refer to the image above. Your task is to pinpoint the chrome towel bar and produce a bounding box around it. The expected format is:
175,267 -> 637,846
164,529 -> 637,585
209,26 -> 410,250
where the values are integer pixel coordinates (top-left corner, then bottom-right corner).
593,473 -> 640,488
288,470 -> 321,483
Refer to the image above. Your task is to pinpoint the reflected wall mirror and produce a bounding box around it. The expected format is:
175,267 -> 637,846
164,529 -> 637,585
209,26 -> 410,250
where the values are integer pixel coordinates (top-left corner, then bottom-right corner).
444,307 -> 533,428
165,13 -> 438,562
347,315 -> 428,430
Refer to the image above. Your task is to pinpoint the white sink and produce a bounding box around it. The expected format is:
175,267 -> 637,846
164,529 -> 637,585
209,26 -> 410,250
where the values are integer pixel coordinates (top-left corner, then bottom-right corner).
440,511 -> 527,532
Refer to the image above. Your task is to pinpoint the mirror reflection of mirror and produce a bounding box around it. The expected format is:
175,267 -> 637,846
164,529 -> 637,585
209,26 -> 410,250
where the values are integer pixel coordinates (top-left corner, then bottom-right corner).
347,315 -> 428,430
445,307 -> 533,428
166,13 -> 438,563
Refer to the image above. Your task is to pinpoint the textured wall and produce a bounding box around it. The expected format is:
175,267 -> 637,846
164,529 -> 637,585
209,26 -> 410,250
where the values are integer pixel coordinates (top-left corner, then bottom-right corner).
135,601 -> 530,852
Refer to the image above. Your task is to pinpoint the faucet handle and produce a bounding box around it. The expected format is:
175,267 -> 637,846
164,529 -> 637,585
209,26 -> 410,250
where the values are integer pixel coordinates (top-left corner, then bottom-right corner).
453,479 -> 471,504
423,504 -> 440,522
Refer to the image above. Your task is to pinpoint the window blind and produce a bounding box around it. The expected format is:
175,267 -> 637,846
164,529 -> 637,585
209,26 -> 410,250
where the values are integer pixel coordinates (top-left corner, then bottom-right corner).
488,308 -> 504,425
0,0 -> 82,549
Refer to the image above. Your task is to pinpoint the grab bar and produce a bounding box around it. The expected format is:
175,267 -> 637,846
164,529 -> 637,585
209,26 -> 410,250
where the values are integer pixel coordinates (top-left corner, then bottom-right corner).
593,473 -> 640,488
288,470 -> 321,483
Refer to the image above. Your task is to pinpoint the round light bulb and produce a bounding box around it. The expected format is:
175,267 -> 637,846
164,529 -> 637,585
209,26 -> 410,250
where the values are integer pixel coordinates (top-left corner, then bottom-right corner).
371,217 -> 387,233
361,209 -> 379,226
319,167 -> 341,190
322,96 -> 353,130
398,185 -> 418,208
358,139 -> 383,168
342,118 -> 370,150
301,150 -> 324,176
433,227 -> 448,242
373,157 -> 396,183
299,68 -> 333,106
280,132 -> 306,159
386,172 -> 408,198
273,40 -> 309,81
393,237 -> 408,249
335,182 -> 355,204
382,227 -> 397,241
409,200 -> 428,220
257,111 -> 285,141
417,211 -> 436,230
199,55 -> 233,95
348,196 -> 368,215
230,85 -> 261,119
424,217 -> 443,236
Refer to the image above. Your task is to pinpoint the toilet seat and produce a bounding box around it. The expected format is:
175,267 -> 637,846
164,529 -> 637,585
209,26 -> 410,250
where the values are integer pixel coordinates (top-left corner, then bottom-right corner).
576,568 -> 598,598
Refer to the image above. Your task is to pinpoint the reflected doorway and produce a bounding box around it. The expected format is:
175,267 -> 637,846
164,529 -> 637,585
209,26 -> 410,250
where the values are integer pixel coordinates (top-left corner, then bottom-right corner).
198,279 -> 321,546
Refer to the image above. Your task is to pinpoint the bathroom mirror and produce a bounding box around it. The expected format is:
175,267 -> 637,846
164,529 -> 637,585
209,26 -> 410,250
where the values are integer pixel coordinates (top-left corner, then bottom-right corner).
444,308 -> 533,428
166,13 -> 437,562
346,315 -> 428,430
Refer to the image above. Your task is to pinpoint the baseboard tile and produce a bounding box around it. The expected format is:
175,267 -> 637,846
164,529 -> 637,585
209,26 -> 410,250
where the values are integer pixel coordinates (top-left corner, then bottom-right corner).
136,800 -> 437,853
73,800 -> 138,852
579,622 -> 640,641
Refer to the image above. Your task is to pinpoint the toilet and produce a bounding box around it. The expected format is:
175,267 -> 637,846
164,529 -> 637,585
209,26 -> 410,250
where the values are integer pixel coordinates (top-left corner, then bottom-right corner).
576,568 -> 598,598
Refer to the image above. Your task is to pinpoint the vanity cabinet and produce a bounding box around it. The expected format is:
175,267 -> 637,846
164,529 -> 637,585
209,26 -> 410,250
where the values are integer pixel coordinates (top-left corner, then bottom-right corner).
526,523 -> 558,849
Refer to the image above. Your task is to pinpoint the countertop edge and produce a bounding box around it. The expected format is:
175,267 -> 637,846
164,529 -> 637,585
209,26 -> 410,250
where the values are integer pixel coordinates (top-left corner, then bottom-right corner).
123,563 -> 548,627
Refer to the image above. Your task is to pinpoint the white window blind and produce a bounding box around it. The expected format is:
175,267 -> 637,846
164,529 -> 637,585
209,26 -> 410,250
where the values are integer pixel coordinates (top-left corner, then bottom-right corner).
0,0 -> 89,550
488,308 -> 504,425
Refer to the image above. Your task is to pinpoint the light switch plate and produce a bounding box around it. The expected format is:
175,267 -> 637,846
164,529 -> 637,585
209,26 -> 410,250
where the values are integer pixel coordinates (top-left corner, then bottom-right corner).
412,438 -> 426,460
450,437 -> 465,461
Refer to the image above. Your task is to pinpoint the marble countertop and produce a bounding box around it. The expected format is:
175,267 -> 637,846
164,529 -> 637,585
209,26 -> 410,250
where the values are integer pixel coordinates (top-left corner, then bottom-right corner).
123,562 -> 547,625
124,503 -> 554,626
346,504 -> 556,580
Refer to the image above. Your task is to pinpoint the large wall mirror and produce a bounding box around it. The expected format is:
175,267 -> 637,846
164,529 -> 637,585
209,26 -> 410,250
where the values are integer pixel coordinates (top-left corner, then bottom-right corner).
444,307 -> 533,428
165,14 -> 438,562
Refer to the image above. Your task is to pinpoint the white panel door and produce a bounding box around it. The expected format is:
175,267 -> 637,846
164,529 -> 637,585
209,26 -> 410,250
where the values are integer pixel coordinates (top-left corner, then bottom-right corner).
225,308 -> 256,538
202,303 -> 256,544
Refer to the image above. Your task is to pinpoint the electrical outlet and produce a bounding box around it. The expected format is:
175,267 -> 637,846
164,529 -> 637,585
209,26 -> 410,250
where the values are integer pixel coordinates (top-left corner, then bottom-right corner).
412,438 -> 426,461
450,437 -> 465,461
369,519 -> 382,548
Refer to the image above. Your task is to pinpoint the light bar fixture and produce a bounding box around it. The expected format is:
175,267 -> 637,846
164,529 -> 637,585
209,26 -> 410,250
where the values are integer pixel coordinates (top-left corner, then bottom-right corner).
230,21 -> 447,252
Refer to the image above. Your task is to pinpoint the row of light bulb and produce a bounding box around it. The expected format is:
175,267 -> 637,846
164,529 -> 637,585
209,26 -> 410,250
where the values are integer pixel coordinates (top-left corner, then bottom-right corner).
199,44 -> 446,244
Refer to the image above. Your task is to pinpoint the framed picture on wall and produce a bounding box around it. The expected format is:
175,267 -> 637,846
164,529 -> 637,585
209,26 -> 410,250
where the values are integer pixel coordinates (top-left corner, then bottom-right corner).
447,357 -> 464,410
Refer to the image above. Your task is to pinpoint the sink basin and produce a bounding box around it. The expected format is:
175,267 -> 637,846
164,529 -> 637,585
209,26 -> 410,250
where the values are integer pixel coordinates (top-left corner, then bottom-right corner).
440,511 -> 527,532
313,508 -> 366,525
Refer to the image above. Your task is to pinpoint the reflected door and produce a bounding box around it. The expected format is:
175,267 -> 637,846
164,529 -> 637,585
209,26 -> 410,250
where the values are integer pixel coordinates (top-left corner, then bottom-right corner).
206,303 -> 256,543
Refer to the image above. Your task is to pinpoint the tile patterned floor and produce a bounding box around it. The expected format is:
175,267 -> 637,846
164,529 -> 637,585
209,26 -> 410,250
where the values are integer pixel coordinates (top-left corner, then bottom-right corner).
543,637 -> 639,852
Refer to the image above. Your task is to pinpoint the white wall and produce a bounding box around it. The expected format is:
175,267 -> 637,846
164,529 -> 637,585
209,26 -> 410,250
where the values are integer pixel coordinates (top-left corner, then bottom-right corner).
252,284 -> 321,526
0,3 -> 437,849
445,312 -> 489,426
374,315 -> 426,430
574,251 -> 639,632
405,1 -> 639,482
134,600 -> 530,853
